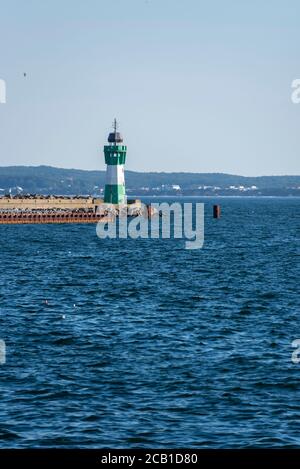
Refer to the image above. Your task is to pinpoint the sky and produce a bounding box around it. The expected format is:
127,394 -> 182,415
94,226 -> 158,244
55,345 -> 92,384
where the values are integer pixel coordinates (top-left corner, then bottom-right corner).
0,0 -> 299,175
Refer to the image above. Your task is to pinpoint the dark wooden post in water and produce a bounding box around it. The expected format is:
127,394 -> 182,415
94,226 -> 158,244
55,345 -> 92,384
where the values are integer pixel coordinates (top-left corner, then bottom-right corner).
213,205 -> 221,218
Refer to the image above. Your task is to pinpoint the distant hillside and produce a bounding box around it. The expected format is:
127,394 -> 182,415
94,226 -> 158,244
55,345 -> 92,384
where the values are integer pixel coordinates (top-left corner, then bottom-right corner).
0,166 -> 299,196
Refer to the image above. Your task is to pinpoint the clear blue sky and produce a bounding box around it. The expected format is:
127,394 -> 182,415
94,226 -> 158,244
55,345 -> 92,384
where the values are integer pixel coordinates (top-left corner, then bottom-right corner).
0,0 -> 299,175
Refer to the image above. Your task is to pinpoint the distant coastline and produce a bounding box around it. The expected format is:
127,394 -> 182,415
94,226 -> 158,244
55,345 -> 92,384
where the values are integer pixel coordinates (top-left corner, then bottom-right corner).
130,195 -> 300,199
0,166 -> 299,197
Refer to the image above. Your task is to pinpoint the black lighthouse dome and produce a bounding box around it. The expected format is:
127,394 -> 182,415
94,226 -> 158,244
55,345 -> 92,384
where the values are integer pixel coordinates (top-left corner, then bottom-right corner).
107,118 -> 123,143
107,131 -> 123,143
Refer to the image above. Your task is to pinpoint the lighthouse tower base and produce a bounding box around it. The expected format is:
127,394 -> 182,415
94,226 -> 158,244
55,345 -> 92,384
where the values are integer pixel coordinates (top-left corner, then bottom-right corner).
104,163 -> 126,204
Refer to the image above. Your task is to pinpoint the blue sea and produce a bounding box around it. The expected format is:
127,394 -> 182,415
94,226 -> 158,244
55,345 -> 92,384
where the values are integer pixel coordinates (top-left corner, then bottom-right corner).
0,197 -> 299,448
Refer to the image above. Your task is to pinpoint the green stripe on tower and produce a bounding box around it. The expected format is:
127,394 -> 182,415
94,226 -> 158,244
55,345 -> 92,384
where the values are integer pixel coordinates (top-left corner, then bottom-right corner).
104,146 -> 127,165
104,185 -> 126,204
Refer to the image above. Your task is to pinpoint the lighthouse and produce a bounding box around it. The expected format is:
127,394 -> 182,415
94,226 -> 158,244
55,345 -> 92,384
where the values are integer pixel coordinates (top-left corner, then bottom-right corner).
104,119 -> 127,205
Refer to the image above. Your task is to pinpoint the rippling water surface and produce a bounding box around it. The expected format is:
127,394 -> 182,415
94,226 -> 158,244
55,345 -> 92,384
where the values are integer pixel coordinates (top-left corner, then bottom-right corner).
0,198 -> 299,448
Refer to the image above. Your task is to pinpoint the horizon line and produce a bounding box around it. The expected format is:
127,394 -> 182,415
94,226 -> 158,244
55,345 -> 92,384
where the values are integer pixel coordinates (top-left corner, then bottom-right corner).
0,165 -> 299,178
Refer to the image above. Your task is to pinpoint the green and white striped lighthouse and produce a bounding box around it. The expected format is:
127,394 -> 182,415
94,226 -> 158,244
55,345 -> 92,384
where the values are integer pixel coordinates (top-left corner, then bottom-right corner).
104,119 -> 127,205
